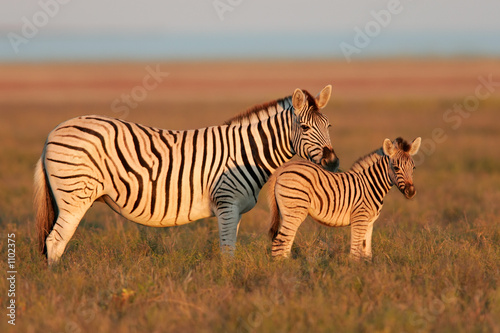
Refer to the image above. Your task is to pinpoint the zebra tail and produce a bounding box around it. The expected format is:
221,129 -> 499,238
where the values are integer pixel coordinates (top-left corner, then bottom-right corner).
34,158 -> 55,256
267,172 -> 281,241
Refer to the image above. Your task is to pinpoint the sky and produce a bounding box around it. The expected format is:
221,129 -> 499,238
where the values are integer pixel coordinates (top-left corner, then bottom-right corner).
1,0 -> 499,60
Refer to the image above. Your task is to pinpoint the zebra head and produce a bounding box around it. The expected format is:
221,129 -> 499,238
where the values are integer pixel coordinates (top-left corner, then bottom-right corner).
383,137 -> 422,199
290,85 -> 339,172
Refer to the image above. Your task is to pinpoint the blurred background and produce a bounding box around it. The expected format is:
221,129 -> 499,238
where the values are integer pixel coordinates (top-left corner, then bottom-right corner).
1,0 -> 500,61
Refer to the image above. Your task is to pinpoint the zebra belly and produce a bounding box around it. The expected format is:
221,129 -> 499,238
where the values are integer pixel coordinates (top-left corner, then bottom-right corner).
101,194 -> 214,227
311,210 -> 352,228
308,194 -> 353,227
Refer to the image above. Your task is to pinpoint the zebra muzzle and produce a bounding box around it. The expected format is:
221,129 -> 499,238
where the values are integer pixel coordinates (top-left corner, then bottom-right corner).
321,147 -> 339,172
404,184 -> 416,199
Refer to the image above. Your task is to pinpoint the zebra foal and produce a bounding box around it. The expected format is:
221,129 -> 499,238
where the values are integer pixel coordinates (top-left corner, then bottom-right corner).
268,137 -> 421,260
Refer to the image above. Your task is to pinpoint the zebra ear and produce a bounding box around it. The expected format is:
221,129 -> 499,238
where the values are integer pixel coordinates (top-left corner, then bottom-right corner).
383,138 -> 396,157
408,137 -> 422,156
292,88 -> 306,113
316,85 -> 332,110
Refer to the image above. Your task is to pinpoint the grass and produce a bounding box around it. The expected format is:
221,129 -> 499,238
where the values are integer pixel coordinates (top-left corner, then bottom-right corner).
1,60 -> 499,332
3,216 -> 498,332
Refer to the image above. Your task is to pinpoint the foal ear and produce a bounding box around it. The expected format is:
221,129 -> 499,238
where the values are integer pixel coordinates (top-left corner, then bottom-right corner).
292,88 -> 306,113
383,138 -> 396,157
408,137 -> 422,156
315,85 -> 332,109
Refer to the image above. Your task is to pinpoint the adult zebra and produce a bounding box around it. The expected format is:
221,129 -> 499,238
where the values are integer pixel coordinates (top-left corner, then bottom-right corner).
35,86 -> 339,265
268,137 -> 421,260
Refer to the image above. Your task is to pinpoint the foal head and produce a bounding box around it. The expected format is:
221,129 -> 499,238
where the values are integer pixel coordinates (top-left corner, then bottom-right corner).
383,137 -> 421,199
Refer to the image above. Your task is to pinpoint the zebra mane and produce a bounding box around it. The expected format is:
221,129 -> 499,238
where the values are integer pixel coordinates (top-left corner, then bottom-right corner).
223,96 -> 292,126
350,137 -> 413,172
223,90 -> 321,126
350,148 -> 386,173
394,137 -> 412,152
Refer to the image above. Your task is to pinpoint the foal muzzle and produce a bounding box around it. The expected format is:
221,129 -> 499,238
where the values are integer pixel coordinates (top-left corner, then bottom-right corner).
404,183 -> 416,199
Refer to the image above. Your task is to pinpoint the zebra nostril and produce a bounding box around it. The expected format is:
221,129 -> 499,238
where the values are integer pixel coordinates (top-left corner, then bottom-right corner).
321,148 -> 339,172
331,157 -> 340,171
405,185 -> 416,199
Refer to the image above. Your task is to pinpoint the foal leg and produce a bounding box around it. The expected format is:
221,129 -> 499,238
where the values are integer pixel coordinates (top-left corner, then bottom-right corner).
350,216 -> 377,261
271,206 -> 309,258
270,180 -> 311,258
361,219 -> 376,259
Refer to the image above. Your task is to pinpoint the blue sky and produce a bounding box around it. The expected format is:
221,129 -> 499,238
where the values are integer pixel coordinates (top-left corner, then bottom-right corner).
1,1 -> 499,60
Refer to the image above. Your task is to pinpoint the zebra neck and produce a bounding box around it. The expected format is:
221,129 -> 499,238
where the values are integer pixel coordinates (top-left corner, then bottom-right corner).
350,150 -> 393,201
245,108 -> 295,177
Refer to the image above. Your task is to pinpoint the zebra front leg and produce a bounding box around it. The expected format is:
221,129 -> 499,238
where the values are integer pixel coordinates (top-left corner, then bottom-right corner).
349,217 -> 375,261
350,219 -> 368,261
215,205 -> 242,256
361,220 -> 375,260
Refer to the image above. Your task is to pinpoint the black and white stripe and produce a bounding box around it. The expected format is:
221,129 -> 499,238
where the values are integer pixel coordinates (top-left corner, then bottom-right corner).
268,137 -> 421,260
34,86 -> 339,264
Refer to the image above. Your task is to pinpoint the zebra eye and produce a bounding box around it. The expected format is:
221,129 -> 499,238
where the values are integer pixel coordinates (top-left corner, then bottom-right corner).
301,124 -> 310,132
393,166 -> 400,172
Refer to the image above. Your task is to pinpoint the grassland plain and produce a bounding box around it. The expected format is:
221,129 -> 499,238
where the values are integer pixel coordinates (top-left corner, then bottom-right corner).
0,60 -> 499,332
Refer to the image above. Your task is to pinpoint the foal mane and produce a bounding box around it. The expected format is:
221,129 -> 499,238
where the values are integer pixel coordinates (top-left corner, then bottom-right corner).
349,137 -> 410,172
350,148 -> 385,173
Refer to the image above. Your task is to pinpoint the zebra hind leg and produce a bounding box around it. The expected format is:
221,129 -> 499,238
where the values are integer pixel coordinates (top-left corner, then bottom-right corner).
270,183 -> 310,258
271,209 -> 308,258
46,203 -> 93,266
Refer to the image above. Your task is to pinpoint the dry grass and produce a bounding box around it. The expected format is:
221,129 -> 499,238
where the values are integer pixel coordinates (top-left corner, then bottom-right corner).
0,59 -> 499,332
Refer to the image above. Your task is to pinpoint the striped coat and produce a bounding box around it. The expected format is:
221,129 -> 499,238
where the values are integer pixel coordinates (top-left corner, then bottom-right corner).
268,137 -> 421,259
35,86 -> 339,265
